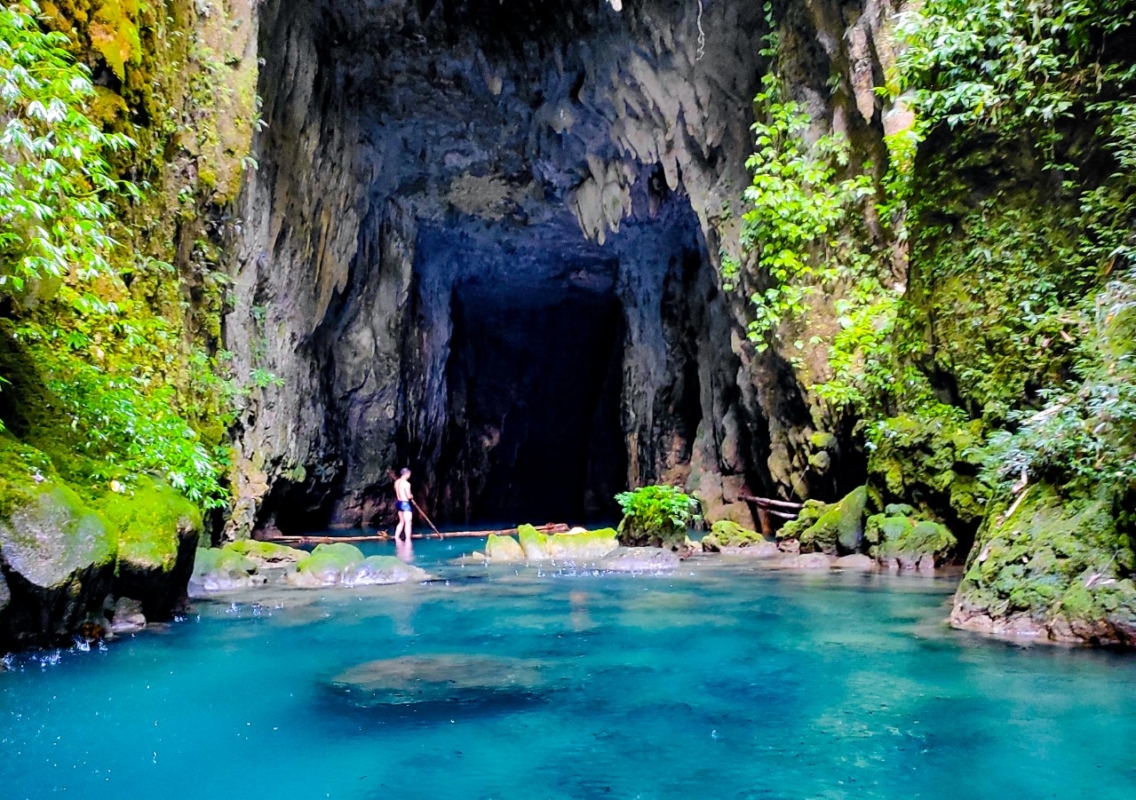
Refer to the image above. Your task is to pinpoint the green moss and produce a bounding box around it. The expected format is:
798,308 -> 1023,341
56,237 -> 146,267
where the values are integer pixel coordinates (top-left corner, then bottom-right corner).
97,477 -> 201,573
777,498 -> 828,541
485,534 -> 525,563
296,543 -> 365,575
799,486 -> 868,554
957,482 -> 1136,628
192,546 -> 256,580
226,539 -> 306,564
868,412 -> 989,525
703,520 -> 765,550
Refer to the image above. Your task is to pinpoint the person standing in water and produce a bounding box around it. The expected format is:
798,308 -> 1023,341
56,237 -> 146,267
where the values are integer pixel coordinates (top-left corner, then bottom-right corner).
393,468 -> 414,541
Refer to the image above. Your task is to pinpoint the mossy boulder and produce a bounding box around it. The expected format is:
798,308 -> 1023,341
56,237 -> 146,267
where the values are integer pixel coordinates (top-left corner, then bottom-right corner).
867,514 -> 956,571
776,498 -> 829,542
545,528 -> 619,561
484,534 -> 526,563
287,543 -> 366,588
189,547 -> 261,596
345,556 -> 430,586
98,478 -> 202,619
798,486 -> 868,555
0,482 -> 116,649
517,525 -> 547,560
503,526 -> 619,562
951,483 -> 1136,645
702,520 -> 766,552
227,539 -> 307,566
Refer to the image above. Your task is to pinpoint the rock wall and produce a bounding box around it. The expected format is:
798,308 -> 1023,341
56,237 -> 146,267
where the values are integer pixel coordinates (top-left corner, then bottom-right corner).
222,0 -> 906,535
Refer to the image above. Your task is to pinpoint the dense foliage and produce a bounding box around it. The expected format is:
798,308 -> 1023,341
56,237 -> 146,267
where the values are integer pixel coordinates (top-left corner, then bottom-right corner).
0,2 -> 228,508
614,485 -> 701,548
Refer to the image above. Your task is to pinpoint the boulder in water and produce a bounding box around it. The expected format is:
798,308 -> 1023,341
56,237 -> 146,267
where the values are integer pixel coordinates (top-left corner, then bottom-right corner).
107,596 -> 147,635
702,520 -> 767,552
188,547 -> 262,596
834,554 -> 875,571
344,556 -> 429,586
484,534 -> 525,563
0,484 -> 115,648
516,524 -> 619,561
780,553 -> 835,570
329,654 -> 546,708
597,547 -> 680,572
226,539 -> 307,567
718,541 -> 781,558
101,477 -> 202,620
287,543 -> 366,588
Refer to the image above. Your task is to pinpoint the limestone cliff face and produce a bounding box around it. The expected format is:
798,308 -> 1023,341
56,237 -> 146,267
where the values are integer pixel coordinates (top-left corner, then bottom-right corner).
224,0 -> 898,535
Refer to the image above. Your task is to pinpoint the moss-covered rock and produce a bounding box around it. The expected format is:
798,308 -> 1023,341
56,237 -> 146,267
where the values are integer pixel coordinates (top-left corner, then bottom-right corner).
951,483 -> 1136,645
0,481 -> 116,648
798,486 -> 868,555
702,520 -> 766,552
287,543 -> 366,588
226,539 -> 307,566
188,547 -> 260,595
775,498 -> 828,542
98,478 -> 201,619
545,528 -> 619,561
517,524 -> 547,560
867,513 -> 956,571
484,534 -> 525,563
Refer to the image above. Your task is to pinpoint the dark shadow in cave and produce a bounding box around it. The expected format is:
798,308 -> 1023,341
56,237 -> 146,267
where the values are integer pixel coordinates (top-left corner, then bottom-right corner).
441,279 -> 626,524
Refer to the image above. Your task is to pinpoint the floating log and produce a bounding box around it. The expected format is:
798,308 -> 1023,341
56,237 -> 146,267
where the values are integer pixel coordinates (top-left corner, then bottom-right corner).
266,522 -> 570,546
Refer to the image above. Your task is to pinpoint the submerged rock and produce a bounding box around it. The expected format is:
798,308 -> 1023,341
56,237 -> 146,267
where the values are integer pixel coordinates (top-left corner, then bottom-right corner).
597,547 -> 680,572
718,541 -> 782,558
0,484 -> 115,648
329,654 -> 546,708
779,553 -> 835,570
343,556 -> 429,587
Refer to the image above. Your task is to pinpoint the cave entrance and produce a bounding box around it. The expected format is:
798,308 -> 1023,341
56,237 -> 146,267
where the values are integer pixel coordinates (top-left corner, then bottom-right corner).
440,278 -> 626,525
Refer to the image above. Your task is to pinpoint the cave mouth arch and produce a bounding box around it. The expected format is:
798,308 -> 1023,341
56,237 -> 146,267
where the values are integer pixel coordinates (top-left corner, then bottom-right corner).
238,0 -> 765,536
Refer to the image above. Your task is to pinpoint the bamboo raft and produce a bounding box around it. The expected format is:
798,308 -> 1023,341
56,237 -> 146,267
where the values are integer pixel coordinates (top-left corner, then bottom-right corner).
265,522 -> 571,546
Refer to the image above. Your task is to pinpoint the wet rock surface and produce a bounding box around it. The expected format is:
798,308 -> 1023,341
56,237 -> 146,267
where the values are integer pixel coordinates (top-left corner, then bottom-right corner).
0,486 -> 115,649
597,547 -> 680,573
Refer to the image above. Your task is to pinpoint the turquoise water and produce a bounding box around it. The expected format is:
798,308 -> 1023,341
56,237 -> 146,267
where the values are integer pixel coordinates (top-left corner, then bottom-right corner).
3,538 -> 1135,799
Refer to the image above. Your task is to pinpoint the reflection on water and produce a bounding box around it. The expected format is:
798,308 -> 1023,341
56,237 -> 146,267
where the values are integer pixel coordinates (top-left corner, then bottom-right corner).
2,537 -> 1135,800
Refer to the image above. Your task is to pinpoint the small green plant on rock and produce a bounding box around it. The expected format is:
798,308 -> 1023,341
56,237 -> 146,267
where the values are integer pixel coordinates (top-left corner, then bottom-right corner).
614,485 -> 700,549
